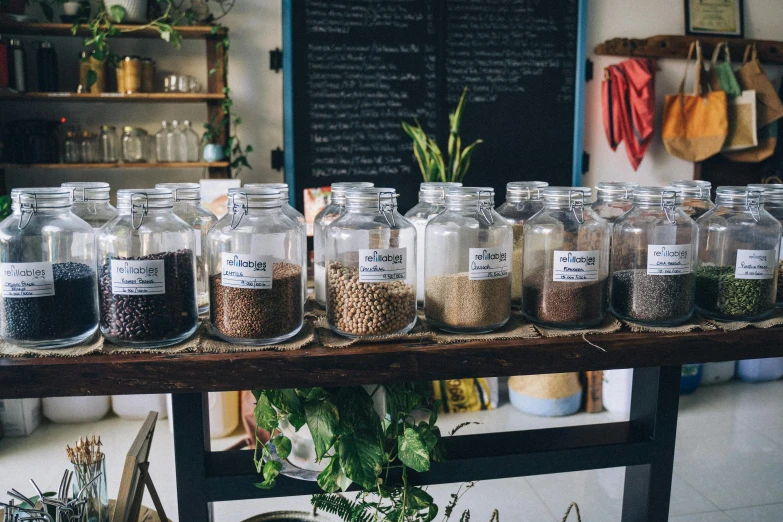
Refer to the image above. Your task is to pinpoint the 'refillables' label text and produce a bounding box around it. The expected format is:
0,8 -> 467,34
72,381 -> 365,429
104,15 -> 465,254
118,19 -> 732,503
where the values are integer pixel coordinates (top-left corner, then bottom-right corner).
553,250 -> 599,282
221,253 -> 273,289
647,244 -> 692,275
358,248 -> 407,283
0,262 -> 55,298
468,247 -> 510,280
111,259 -> 165,295
735,249 -> 776,280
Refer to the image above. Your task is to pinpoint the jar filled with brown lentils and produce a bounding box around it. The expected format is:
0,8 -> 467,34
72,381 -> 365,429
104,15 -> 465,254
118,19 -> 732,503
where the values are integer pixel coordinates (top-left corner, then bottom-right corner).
207,187 -> 304,345
325,187 -> 417,338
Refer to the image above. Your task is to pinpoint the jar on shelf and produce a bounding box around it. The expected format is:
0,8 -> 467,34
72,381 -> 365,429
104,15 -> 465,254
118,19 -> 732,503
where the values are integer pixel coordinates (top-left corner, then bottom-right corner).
610,187 -> 698,325
522,187 -> 611,328
592,181 -> 639,222
156,183 -> 218,314
141,58 -> 155,93
79,131 -> 98,163
0,188 -> 99,348
99,125 -> 119,163
122,127 -> 149,163
424,187 -> 512,333
207,188 -> 305,344
748,184 -> 783,308
61,182 -> 118,229
495,181 -> 549,308
121,56 -> 142,93
325,187 -> 417,338
97,189 -> 198,348
695,186 -> 782,321
666,180 -> 715,220
313,181 -> 374,307
63,130 -> 81,163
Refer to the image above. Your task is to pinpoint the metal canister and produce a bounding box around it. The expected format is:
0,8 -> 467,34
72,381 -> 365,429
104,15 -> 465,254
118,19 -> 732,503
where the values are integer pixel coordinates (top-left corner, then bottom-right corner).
37,41 -> 59,92
0,36 -> 9,88
122,56 -> 142,93
141,58 -> 155,92
8,38 -> 25,92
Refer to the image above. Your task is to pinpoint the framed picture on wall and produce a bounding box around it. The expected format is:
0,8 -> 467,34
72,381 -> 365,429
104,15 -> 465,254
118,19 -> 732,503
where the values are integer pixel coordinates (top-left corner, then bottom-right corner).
685,0 -> 744,37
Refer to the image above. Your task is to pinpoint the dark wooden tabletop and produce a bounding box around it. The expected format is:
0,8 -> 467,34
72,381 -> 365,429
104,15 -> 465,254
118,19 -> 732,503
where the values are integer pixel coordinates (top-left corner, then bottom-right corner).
1,326 -> 782,399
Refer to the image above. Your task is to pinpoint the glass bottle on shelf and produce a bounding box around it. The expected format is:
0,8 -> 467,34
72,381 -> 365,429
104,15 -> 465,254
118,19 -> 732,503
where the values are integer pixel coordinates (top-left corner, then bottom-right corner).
610,187 -> 698,325
403,182 -> 462,308
167,120 -> 186,162
522,187 -> 611,328
495,181 -> 549,308
592,181 -> 639,222
695,186 -> 782,321
666,180 -> 715,220
80,131 -> 98,163
97,189 -> 199,348
155,121 -> 169,163
99,125 -> 119,163
0,188 -> 99,348
156,182 -> 218,314
122,127 -> 148,163
424,187 -> 512,333
325,187 -> 417,338
313,181 -> 374,307
183,120 -> 201,162
61,182 -> 118,229
207,187 -> 305,344
63,130 -> 81,163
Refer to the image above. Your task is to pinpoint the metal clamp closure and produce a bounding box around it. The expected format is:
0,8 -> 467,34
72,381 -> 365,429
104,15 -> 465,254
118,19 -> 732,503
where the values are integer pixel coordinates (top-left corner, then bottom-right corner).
378,191 -> 396,227
18,192 -> 37,230
478,190 -> 494,224
746,190 -> 761,222
569,190 -> 585,224
230,191 -> 249,229
662,190 -> 677,223
130,193 -> 149,230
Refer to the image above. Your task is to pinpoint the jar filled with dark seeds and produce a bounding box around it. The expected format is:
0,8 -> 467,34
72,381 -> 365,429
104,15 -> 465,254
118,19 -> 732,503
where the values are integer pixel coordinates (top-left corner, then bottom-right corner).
522,187 -> 611,328
156,183 -> 218,314
326,187 -> 417,338
666,180 -> 715,220
695,186 -> 782,321
97,188 -> 198,348
0,188 -> 99,348
610,187 -> 698,325
748,184 -> 783,308
207,187 -> 305,345
61,182 -> 118,229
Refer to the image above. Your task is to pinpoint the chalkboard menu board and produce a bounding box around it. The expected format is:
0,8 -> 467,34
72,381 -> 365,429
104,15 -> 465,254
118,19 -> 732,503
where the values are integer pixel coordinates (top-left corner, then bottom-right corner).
283,0 -> 586,212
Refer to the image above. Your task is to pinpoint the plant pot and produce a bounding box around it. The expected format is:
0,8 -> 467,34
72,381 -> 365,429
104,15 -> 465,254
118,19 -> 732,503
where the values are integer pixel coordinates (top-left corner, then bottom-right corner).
62,1 -> 80,15
103,0 -> 147,23
242,512 -> 336,522
203,143 -> 226,162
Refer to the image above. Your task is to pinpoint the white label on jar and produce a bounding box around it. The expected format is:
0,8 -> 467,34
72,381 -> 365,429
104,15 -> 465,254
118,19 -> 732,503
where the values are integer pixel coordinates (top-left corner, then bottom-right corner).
0,262 -> 55,298
221,252 -> 273,289
358,248 -> 407,283
646,245 -> 692,275
735,249 -> 776,279
553,250 -> 599,282
193,229 -> 202,257
111,260 -> 165,295
468,247 -> 510,280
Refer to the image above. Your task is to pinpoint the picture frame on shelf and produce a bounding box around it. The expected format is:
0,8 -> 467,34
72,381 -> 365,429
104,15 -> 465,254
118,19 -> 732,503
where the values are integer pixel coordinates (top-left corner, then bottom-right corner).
685,0 -> 744,38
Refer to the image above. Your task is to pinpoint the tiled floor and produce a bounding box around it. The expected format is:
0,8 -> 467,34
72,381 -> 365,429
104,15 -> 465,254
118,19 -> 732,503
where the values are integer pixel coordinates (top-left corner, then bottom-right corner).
1,379 -> 782,521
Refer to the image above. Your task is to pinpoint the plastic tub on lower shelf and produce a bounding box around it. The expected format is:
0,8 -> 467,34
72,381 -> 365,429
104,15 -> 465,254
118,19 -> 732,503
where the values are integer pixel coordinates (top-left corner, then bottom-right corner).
737,357 -> 783,382
42,397 -> 110,424
111,394 -> 168,420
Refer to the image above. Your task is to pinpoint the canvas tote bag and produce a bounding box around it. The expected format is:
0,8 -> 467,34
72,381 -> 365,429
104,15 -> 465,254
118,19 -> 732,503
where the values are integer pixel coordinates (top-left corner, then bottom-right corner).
736,44 -> 783,128
662,41 -> 728,162
708,44 -> 758,152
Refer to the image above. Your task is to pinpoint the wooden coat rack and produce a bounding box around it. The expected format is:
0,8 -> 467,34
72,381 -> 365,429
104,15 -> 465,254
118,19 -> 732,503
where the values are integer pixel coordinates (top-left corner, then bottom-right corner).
595,35 -> 783,64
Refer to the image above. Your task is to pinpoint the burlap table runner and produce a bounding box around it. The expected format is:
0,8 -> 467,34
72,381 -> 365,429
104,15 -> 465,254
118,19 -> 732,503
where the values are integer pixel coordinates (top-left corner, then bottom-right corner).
304,296 -> 325,319
315,311 -> 436,348
201,321 -> 316,353
0,330 -> 104,358
622,314 -> 715,333
534,314 -> 622,338
101,325 -> 203,355
430,311 -> 538,344
707,312 -> 783,332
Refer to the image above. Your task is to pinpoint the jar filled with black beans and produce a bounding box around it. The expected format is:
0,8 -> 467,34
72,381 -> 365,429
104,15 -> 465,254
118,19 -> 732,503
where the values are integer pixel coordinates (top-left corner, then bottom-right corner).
207,187 -> 305,345
61,182 -> 118,229
97,188 -> 198,348
0,188 -> 99,348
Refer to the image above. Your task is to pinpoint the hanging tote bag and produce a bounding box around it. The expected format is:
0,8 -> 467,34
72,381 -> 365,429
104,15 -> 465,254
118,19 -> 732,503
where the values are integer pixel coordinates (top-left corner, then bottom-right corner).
662,41 -> 728,162
709,43 -> 758,152
737,44 -> 783,128
709,42 -> 742,97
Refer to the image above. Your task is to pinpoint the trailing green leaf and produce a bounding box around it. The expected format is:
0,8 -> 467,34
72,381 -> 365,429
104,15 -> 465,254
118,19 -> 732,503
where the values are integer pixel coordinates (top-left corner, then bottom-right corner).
304,398 -> 339,460
317,457 -> 351,493
398,427 -> 430,472
254,394 -> 277,432
310,494 -> 373,522
338,433 -> 383,490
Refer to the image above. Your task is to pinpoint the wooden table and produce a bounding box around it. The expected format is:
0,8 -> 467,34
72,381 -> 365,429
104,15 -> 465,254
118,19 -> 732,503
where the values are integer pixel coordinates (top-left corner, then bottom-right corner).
2,326 -> 783,522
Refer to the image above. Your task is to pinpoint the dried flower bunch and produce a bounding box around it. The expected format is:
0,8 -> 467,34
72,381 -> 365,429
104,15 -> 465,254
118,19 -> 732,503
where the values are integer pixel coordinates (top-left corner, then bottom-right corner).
66,436 -> 105,466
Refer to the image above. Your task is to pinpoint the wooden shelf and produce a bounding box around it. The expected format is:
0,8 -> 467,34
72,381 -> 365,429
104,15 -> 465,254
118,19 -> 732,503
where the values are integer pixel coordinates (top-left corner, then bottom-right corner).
594,35 -> 783,64
0,91 -> 225,102
1,324 -> 782,399
0,21 -> 225,39
0,162 -> 229,169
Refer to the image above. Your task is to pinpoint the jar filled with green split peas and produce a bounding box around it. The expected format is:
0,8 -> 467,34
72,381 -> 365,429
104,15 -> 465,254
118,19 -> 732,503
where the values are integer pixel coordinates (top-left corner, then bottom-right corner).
156,183 -> 218,314
695,186 -> 782,321
748,184 -> 783,307
522,187 -> 610,328
610,187 -> 698,325
61,182 -> 118,229
313,181 -> 374,307
591,181 -> 639,222
424,187 -> 512,333
666,180 -> 715,220
325,188 -> 417,338
495,181 -> 548,308
404,181 -> 462,308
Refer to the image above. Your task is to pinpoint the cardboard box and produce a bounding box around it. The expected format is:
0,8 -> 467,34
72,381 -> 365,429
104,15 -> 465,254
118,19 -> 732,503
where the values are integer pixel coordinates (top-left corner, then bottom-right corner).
0,398 -> 42,436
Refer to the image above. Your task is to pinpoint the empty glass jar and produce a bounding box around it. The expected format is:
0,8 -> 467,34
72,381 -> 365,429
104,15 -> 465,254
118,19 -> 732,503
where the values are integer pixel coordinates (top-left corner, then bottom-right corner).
99,125 -> 119,163
695,186 -> 782,321
522,187 -> 611,328
313,181 -> 374,307
424,187 -> 512,333
207,188 -> 305,345
61,182 -> 118,229
97,189 -> 198,348
325,188 -> 416,338
592,181 -> 639,222
404,182 -> 462,308
122,127 -> 148,163
496,181 -> 549,308
156,183 -> 218,314
610,187 -> 698,325
0,188 -> 99,348
667,180 -> 715,220
748,184 -> 783,308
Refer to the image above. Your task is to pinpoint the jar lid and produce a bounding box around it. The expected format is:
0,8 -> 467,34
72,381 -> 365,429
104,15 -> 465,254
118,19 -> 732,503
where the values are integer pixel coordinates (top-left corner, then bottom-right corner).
668,180 -> 712,199
156,182 -> 200,201
444,186 -> 494,204
244,183 -> 289,201
11,187 -> 72,209
543,186 -> 592,202
141,58 -> 155,64
39,41 -> 53,49
595,181 -> 638,199
506,181 -> 548,201
62,182 -> 111,202
122,126 -> 147,135
632,186 -> 678,204
227,187 -> 283,208
123,56 -> 141,61
330,182 -> 374,199
715,185 -> 763,206
345,187 -> 399,208
101,125 -> 116,132
748,183 -> 783,203
116,189 -> 173,210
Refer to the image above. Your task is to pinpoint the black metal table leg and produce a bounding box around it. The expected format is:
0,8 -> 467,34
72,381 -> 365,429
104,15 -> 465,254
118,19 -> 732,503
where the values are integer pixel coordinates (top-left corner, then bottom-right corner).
172,392 -> 213,522
622,366 -> 682,522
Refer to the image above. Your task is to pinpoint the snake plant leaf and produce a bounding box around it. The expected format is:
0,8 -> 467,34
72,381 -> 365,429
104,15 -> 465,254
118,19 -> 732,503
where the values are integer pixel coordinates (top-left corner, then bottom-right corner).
456,140 -> 483,182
